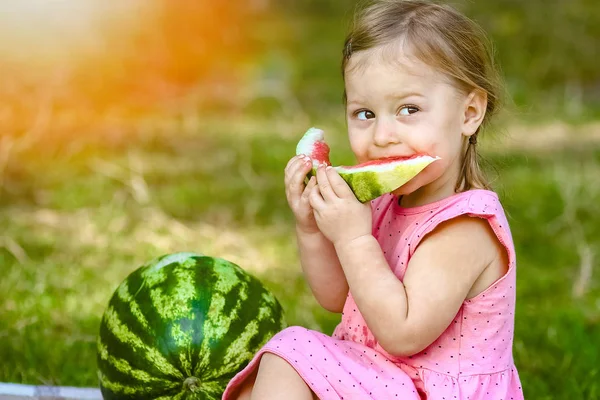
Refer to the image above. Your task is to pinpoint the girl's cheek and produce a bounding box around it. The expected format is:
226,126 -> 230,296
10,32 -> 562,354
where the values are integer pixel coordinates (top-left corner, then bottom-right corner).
348,138 -> 367,157
415,135 -> 441,153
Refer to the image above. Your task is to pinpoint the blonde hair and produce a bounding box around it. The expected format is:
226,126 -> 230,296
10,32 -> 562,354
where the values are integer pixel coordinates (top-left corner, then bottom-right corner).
342,0 -> 504,192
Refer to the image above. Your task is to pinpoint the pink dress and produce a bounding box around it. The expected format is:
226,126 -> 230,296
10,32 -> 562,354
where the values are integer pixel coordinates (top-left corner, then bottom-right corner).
223,189 -> 524,399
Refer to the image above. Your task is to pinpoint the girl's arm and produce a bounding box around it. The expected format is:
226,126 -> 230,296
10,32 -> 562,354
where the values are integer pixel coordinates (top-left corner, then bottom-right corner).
284,156 -> 349,313
296,226 -> 349,313
334,215 -> 507,356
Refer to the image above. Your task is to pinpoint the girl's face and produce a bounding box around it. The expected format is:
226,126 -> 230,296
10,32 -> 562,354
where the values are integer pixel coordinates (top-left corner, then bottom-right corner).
344,47 -> 483,205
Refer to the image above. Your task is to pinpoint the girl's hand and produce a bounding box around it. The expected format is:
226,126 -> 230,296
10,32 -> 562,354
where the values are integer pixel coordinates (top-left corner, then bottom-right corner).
284,155 -> 319,234
309,165 -> 372,246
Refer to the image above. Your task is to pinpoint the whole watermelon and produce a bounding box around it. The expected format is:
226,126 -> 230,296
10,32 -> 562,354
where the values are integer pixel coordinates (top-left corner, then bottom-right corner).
97,252 -> 286,399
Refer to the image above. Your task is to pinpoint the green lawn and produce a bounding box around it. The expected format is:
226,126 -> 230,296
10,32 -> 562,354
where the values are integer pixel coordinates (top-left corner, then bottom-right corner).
1,115 -> 598,399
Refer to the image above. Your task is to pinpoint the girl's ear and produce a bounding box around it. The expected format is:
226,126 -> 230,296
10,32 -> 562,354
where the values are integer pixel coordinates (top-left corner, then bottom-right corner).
462,89 -> 487,138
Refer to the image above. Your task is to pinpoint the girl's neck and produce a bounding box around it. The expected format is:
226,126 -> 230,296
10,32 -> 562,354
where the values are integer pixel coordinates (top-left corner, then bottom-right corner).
398,178 -> 457,208
398,160 -> 463,208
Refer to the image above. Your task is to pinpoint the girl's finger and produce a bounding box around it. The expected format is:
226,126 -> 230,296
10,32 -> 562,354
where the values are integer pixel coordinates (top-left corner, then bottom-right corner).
301,176 -> 317,202
285,155 -> 313,180
286,159 -> 312,195
325,166 -> 355,198
285,156 -> 306,178
315,165 -> 337,202
284,156 -> 299,177
309,182 -> 326,211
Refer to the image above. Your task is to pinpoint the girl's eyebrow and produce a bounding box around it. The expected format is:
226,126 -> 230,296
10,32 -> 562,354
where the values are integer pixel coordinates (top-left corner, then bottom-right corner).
386,92 -> 426,101
347,92 -> 425,106
346,99 -> 365,107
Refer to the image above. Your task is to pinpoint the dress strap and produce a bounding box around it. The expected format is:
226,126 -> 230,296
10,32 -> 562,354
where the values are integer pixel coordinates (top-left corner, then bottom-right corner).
406,190 -> 516,267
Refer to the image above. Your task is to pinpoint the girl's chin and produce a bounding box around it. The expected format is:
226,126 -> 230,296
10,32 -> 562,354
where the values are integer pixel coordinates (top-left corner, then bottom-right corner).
391,177 -> 431,201
391,168 -> 440,198
391,182 -> 418,198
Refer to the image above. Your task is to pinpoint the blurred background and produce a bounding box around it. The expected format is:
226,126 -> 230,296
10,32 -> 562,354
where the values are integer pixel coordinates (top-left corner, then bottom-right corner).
0,0 -> 599,398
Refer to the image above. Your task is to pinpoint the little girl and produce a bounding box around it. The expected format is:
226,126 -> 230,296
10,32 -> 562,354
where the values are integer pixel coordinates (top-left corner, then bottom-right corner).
223,0 -> 524,399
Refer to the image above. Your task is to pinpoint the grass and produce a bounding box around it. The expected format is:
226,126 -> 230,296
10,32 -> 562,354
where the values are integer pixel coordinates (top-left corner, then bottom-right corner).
1,2 -> 599,397
0,114 -> 599,399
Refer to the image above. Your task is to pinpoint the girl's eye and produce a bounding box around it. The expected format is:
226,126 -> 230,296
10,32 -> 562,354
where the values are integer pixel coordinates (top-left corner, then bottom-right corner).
399,105 -> 420,116
356,110 -> 375,120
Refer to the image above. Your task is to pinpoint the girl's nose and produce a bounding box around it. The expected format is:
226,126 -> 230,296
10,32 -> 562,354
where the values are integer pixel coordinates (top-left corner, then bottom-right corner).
373,118 -> 401,147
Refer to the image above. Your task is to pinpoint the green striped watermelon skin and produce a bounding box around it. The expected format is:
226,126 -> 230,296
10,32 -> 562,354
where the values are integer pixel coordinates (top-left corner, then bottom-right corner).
97,252 -> 286,400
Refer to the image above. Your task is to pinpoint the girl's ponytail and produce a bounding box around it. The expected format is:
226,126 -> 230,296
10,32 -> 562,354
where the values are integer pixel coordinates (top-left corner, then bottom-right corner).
457,132 -> 490,192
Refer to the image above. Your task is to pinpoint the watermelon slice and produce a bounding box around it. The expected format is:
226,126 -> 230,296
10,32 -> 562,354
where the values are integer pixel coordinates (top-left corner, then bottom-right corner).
296,127 -> 440,203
